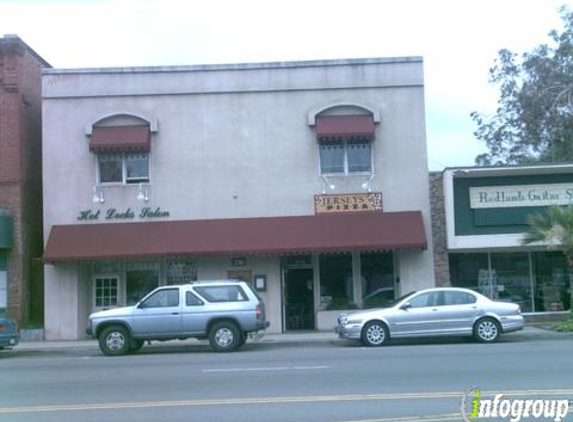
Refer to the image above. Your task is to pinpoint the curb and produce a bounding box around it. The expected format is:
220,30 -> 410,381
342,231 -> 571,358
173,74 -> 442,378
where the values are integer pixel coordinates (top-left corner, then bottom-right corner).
9,327 -> 572,352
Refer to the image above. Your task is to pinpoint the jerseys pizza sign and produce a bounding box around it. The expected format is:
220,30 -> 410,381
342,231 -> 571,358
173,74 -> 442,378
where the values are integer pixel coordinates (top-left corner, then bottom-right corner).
314,193 -> 383,214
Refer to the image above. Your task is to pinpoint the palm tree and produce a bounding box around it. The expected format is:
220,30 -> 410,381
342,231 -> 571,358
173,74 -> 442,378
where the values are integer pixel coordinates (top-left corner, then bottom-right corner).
522,205 -> 573,310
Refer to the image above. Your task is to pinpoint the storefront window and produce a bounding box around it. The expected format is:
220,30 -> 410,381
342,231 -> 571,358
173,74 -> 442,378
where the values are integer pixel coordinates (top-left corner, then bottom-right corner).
450,252 -> 571,312
166,260 -> 198,285
533,252 -> 570,312
449,253 -> 489,291
490,253 -> 533,312
361,252 -> 394,308
320,253 -> 353,308
126,262 -> 159,305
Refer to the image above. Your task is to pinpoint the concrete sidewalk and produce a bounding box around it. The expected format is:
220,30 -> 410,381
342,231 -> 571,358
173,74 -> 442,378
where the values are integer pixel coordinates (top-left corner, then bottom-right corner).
11,324 -> 572,351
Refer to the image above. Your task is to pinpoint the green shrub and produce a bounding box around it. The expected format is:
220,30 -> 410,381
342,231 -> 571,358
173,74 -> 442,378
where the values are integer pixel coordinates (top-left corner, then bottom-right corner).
325,297 -> 358,311
363,296 -> 392,309
554,318 -> 573,332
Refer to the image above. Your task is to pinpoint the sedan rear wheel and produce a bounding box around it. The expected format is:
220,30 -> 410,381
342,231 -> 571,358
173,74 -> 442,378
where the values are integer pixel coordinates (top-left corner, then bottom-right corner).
474,318 -> 501,343
361,321 -> 389,347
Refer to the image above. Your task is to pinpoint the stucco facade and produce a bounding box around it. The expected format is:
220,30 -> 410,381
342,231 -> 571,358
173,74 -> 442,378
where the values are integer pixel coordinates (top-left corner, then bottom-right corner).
43,57 -> 435,340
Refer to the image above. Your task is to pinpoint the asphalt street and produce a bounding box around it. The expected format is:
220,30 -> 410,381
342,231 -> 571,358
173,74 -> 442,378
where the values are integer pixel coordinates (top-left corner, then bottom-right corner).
1,334 -> 572,422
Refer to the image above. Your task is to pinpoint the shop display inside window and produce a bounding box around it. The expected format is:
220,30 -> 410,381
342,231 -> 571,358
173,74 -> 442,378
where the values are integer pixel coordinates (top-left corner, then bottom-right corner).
167,260 -> 198,285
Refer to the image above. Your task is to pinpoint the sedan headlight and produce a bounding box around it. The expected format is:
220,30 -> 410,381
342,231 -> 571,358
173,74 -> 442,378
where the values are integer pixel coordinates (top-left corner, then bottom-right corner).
338,314 -> 363,325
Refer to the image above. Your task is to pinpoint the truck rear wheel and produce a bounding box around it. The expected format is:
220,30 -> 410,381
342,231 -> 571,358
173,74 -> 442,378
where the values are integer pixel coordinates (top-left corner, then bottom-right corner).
208,321 -> 241,352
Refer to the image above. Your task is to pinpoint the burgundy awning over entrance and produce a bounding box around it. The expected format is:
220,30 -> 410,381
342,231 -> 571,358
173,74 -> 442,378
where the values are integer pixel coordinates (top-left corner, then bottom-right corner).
90,125 -> 151,152
43,212 -> 427,263
315,115 -> 375,141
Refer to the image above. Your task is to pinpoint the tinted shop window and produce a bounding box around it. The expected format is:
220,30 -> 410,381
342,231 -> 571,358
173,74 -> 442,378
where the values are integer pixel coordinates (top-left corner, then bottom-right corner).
449,253 -> 489,291
320,254 -> 353,306
361,252 -> 394,308
166,260 -> 198,285
490,253 -> 532,312
533,252 -> 569,311
126,265 -> 159,305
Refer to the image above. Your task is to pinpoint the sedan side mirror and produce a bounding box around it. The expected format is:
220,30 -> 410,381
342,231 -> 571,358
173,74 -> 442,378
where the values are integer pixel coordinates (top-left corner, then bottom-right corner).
400,302 -> 412,311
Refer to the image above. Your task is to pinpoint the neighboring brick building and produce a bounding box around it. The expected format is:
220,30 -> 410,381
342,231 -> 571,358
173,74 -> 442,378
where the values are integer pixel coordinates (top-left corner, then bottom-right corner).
0,35 -> 50,326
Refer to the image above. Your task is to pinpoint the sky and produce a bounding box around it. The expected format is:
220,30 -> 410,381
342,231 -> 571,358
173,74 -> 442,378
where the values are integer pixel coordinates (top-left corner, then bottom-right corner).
1,0 -> 568,170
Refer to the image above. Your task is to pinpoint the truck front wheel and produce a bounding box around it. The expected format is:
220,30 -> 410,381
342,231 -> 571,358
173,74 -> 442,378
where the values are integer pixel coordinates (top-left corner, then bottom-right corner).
98,325 -> 131,356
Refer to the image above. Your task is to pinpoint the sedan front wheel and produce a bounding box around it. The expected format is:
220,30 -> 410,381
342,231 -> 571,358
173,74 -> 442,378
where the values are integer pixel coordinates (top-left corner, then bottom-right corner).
361,321 -> 389,347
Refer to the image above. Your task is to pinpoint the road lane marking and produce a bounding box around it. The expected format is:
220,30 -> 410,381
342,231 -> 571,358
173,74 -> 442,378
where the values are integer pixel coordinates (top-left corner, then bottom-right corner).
202,365 -> 330,373
331,414 -> 461,422
2,389 -> 572,415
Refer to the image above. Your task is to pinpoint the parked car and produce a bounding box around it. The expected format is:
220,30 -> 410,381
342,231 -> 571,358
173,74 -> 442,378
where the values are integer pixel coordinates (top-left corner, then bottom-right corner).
87,280 -> 269,356
336,287 -> 524,346
0,317 -> 19,349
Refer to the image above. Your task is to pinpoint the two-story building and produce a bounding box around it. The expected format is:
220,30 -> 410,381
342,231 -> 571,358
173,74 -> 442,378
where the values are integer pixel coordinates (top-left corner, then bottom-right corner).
42,57 -> 435,340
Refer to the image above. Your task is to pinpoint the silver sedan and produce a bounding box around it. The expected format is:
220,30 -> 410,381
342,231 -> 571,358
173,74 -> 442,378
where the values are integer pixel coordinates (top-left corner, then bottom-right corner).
335,287 -> 524,346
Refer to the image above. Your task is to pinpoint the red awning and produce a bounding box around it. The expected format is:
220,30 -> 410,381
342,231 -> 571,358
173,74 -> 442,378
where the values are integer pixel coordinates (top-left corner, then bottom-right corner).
90,125 -> 151,152
43,212 -> 426,263
315,115 -> 375,141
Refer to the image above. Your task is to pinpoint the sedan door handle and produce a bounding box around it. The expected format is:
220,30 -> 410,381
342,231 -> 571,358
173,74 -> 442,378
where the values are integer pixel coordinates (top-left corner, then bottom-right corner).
172,312 -> 180,315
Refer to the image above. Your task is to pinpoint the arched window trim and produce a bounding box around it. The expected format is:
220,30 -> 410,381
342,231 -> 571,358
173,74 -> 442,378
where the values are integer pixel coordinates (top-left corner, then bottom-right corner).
307,103 -> 380,126
84,112 -> 158,135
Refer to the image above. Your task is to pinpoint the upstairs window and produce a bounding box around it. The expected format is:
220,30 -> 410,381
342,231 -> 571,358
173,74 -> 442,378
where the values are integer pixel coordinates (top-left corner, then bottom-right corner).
315,114 -> 375,175
98,152 -> 149,184
90,124 -> 152,185
319,140 -> 371,174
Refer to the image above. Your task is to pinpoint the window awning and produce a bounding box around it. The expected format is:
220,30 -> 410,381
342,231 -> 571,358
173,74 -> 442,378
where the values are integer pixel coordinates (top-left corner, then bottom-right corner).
90,125 -> 151,152
315,115 -> 375,141
43,212 -> 427,263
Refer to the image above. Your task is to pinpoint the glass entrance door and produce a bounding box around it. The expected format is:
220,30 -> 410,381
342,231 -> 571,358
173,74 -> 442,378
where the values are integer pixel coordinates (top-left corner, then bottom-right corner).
284,268 -> 314,331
